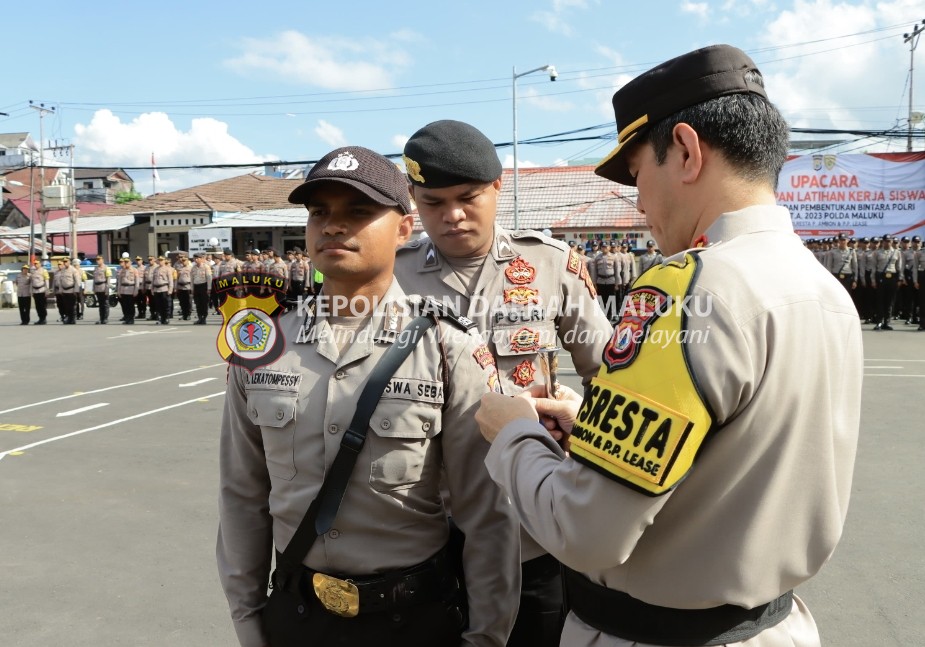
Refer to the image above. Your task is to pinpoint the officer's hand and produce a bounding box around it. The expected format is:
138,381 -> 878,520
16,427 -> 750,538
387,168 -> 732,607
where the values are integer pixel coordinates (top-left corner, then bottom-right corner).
518,384 -> 582,450
476,392 -> 538,443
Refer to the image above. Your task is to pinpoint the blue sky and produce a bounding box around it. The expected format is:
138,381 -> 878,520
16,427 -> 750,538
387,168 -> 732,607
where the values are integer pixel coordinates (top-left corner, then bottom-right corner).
2,0 -> 923,193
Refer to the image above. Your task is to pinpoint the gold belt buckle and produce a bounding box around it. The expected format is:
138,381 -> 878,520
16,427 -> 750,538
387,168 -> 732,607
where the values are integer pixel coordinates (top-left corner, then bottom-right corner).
885,272 -> 893,279
312,572 -> 360,617
838,273 -> 845,279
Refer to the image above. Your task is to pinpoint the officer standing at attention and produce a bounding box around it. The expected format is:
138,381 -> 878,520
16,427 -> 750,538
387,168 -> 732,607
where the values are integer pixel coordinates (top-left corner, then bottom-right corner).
190,252 -> 212,324
898,236 -> 916,322
29,258 -> 49,325
116,257 -> 139,324
92,255 -> 113,324
475,44 -> 862,647
144,255 -> 158,320
56,258 -> 81,324
826,234 -> 858,296
72,258 -> 88,321
873,234 -> 903,330
638,239 -> 663,274
133,256 -> 147,319
395,119 -> 612,647
909,235 -> 922,326
151,256 -> 174,325
592,241 -> 619,319
176,255 -> 193,321
15,265 -> 32,325
217,145 -> 519,647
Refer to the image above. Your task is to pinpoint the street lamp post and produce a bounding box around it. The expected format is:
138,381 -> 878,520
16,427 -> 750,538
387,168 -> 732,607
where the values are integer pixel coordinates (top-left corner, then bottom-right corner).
903,19 -> 925,152
512,64 -> 557,230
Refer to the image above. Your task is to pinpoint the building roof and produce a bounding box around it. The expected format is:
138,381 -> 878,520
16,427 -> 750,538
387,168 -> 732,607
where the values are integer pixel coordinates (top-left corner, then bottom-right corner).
0,132 -> 37,150
495,166 -> 643,230
74,168 -> 133,182
87,172 -> 303,218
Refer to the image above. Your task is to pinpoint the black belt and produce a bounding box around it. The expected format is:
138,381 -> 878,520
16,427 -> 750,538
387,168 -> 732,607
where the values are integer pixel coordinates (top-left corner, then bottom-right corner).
564,567 -> 792,646
272,545 -> 456,616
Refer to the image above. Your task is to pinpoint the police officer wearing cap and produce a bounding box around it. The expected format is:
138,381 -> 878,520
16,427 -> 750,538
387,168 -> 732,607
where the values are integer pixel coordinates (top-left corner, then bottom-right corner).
29,258 -> 49,324
91,255 -> 113,324
475,44 -> 861,647
217,145 -> 519,647
395,119 -> 613,647
191,253 -> 213,324
911,235 -> 925,329
825,234 -> 858,297
15,265 -> 32,325
899,235 -> 917,323
116,257 -> 139,324
638,239 -> 663,274
873,234 -> 903,330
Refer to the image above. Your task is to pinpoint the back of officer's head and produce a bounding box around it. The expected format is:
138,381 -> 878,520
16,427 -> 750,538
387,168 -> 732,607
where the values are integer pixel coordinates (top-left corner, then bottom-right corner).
595,44 -> 789,189
402,120 -> 502,189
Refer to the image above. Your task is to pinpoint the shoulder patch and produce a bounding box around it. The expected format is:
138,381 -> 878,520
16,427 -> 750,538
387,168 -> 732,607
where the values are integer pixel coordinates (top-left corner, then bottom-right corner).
569,252 -> 713,496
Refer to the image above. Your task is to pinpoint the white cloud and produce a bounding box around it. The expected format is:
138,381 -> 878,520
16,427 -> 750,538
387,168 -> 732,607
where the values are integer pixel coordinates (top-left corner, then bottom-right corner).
758,0 -> 916,144
520,86 -> 574,112
73,110 -> 275,195
391,134 -> 410,151
501,153 -> 541,169
680,1 -> 710,19
314,120 -> 347,148
224,30 -> 410,91
531,0 -> 597,36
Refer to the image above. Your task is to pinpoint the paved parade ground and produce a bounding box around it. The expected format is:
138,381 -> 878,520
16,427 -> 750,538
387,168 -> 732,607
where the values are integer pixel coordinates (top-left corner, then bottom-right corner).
0,305 -> 922,646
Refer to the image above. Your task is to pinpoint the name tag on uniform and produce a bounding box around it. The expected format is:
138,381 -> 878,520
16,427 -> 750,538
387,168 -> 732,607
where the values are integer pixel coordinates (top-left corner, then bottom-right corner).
382,378 -> 444,404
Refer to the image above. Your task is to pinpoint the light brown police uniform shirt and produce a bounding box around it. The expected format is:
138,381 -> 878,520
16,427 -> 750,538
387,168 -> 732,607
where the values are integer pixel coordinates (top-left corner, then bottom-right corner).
151,265 -> 173,293
15,273 -> 31,298
117,267 -> 139,296
30,267 -> 49,293
56,266 -> 82,294
216,280 -> 520,647
92,265 -> 112,294
395,226 -> 612,561
485,205 -> 862,646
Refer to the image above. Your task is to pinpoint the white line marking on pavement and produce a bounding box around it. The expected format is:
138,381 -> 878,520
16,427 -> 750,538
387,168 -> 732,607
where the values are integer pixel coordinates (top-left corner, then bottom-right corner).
107,327 -> 187,338
866,358 -> 925,362
0,391 -> 226,462
0,364 -> 226,415
865,374 -> 925,377
179,378 -> 217,387
863,366 -> 903,369
56,403 -> 109,417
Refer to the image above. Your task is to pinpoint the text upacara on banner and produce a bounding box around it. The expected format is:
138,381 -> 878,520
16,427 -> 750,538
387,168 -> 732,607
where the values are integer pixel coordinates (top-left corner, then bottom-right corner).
776,152 -> 925,239
569,253 -> 714,496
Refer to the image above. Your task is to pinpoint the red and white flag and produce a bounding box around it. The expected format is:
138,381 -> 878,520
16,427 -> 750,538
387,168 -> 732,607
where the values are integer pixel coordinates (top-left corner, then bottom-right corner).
151,152 -> 160,182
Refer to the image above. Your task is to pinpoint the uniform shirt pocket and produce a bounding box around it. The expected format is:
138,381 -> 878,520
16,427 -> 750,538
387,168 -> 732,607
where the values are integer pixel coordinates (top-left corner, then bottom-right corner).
247,390 -> 299,480
367,399 -> 441,493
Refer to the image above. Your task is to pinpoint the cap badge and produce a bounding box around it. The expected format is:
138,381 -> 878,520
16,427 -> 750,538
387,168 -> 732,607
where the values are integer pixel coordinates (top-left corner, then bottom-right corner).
328,151 -> 359,172
403,155 -> 424,183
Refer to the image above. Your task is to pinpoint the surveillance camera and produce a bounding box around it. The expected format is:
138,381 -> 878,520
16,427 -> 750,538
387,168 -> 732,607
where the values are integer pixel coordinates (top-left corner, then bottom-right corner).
548,66 -> 558,82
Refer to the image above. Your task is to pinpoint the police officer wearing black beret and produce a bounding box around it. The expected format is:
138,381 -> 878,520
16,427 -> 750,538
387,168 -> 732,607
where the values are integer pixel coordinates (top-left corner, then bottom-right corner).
395,119 -> 613,647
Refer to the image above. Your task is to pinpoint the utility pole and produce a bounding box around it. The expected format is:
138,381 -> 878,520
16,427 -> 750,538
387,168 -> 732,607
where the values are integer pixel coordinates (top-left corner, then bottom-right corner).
903,19 -> 925,152
29,101 -> 55,259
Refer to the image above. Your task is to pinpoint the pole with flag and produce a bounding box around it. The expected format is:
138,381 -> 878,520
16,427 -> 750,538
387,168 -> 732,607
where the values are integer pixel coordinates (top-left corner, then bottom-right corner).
151,152 -> 160,195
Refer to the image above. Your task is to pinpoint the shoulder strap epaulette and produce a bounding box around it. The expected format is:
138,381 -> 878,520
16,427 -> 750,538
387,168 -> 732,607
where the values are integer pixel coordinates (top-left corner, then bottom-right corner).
510,229 -> 571,252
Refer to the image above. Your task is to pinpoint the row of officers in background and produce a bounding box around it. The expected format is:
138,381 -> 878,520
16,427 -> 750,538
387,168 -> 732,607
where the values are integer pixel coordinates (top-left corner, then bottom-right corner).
808,233 -> 925,330
13,247 -> 324,327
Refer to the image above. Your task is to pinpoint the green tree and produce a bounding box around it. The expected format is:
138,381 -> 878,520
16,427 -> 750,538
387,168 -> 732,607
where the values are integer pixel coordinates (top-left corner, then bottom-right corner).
114,189 -> 144,204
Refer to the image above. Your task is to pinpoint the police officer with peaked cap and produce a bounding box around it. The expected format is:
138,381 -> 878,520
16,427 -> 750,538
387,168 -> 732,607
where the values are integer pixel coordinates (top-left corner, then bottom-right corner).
217,145 -> 520,647
474,44 -> 862,647
394,119 -> 613,647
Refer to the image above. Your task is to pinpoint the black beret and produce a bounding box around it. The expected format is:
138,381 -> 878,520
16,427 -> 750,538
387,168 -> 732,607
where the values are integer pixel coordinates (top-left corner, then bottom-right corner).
288,146 -> 411,214
403,120 -> 502,188
900,236 -> 910,242
913,235 -> 922,243
223,248 -> 233,255
881,234 -> 893,241
596,44 -> 769,187
859,237 -> 870,243
646,239 -> 656,247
